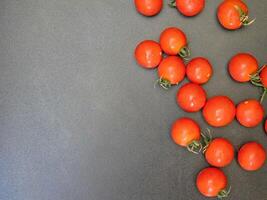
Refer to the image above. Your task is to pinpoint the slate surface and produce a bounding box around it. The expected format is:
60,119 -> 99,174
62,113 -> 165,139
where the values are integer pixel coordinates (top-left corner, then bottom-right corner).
0,0 -> 267,200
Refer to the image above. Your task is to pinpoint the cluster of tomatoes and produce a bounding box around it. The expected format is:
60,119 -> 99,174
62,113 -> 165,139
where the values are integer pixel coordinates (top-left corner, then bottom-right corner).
134,0 -> 266,199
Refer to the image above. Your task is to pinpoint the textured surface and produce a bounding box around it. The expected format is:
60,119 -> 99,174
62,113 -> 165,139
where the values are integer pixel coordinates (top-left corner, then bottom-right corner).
0,0 -> 267,200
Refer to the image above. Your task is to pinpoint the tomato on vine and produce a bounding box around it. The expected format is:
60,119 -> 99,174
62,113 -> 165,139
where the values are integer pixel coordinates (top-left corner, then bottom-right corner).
196,167 -> 231,198
204,138 -> 235,168
157,56 -> 186,89
159,27 -> 190,59
251,65 -> 267,103
169,0 -> 205,17
171,117 -> 203,153
217,0 -> 255,30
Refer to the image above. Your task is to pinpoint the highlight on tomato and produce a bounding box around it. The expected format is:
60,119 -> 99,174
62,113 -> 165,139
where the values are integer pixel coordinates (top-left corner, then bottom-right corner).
250,65 -> 267,103
236,99 -> 264,128
238,142 -> 266,171
176,82 -> 207,112
202,96 -> 236,127
169,0 -> 205,17
186,57 -> 213,84
171,117 -> 203,153
134,0 -> 163,17
157,56 -> 186,89
228,53 -> 259,83
204,138 -> 235,168
217,0 -> 255,30
196,167 -> 231,199
135,40 -> 163,69
159,27 -> 190,59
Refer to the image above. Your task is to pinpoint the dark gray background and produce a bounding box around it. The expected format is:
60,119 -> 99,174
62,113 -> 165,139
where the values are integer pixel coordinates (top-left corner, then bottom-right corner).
0,0 -> 267,199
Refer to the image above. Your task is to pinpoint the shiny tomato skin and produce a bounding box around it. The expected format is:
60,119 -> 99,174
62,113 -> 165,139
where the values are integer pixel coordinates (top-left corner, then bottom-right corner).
135,40 -> 162,69
217,0 -> 248,30
171,117 -> 200,147
203,96 -> 236,127
238,142 -> 266,171
176,83 -> 207,112
260,66 -> 267,88
160,27 -> 187,55
205,138 -> 235,167
228,53 -> 258,82
236,99 -> 264,127
158,56 -> 186,84
134,0 -> 163,16
175,0 -> 205,17
186,57 -> 213,84
196,167 -> 227,197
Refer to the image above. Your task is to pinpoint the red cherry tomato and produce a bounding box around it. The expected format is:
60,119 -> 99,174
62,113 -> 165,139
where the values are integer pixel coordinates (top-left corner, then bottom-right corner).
196,167 -> 228,198
159,27 -> 189,58
236,99 -> 264,127
238,142 -> 266,171
171,117 -> 200,147
135,40 -> 163,69
134,0 -> 163,16
186,57 -> 213,84
203,96 -> 236,127
176,83 -> 207,112
228,53 -> 258,82
217,0 -> 252,30
174,0 -> 205,17
158,56 -> 186,89
260,66 -> 267,88
205,138 -> 235,167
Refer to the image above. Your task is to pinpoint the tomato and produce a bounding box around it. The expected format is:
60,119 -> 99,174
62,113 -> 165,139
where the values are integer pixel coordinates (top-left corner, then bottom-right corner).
228,53 -> 258,82
236,99 -> 264,127
171,117 -> 200,147
205,138 -> 235,167
217,0 -> 253,30
159,27 -> 189,58
186,57 -> 213,84
203,96 -> 236,127
238,142 -> 266,171
158,56 -> 186,89
135,40 -> 163,69
176,83 -> 206,112
260,65 -> 267,88
196,167 -> 229,198
171,0 -> 205,17
134,0 -> 163,16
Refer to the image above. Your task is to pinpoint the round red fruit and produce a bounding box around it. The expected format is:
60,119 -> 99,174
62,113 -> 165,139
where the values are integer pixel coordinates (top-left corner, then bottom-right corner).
236,99 -> 264,127
176,83 -> 207,112
135,40 -> 162,69
203,96 -> 236,127
186,57 -> 213,84
134,0 -> 163,16
238,142 -> 266,171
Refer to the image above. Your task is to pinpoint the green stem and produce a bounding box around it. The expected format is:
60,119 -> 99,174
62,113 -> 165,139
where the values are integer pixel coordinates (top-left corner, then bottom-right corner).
168,0 -> 176,8
218,186 -> 231,199
178,46 -> 190,60
187,140 -> 202,154
260,88 -> 267,103
157,77 -> 172,90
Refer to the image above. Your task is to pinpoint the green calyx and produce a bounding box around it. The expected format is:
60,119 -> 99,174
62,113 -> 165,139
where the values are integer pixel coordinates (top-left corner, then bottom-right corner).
201,128 -> 212,153
179,46 -> 191,60
217,186 -> 231,199
187,140 -> 202,154
250,65 -> 267,103
157,77 -> 172,90
169,0 -> 176,8
235,6 -> 256,26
